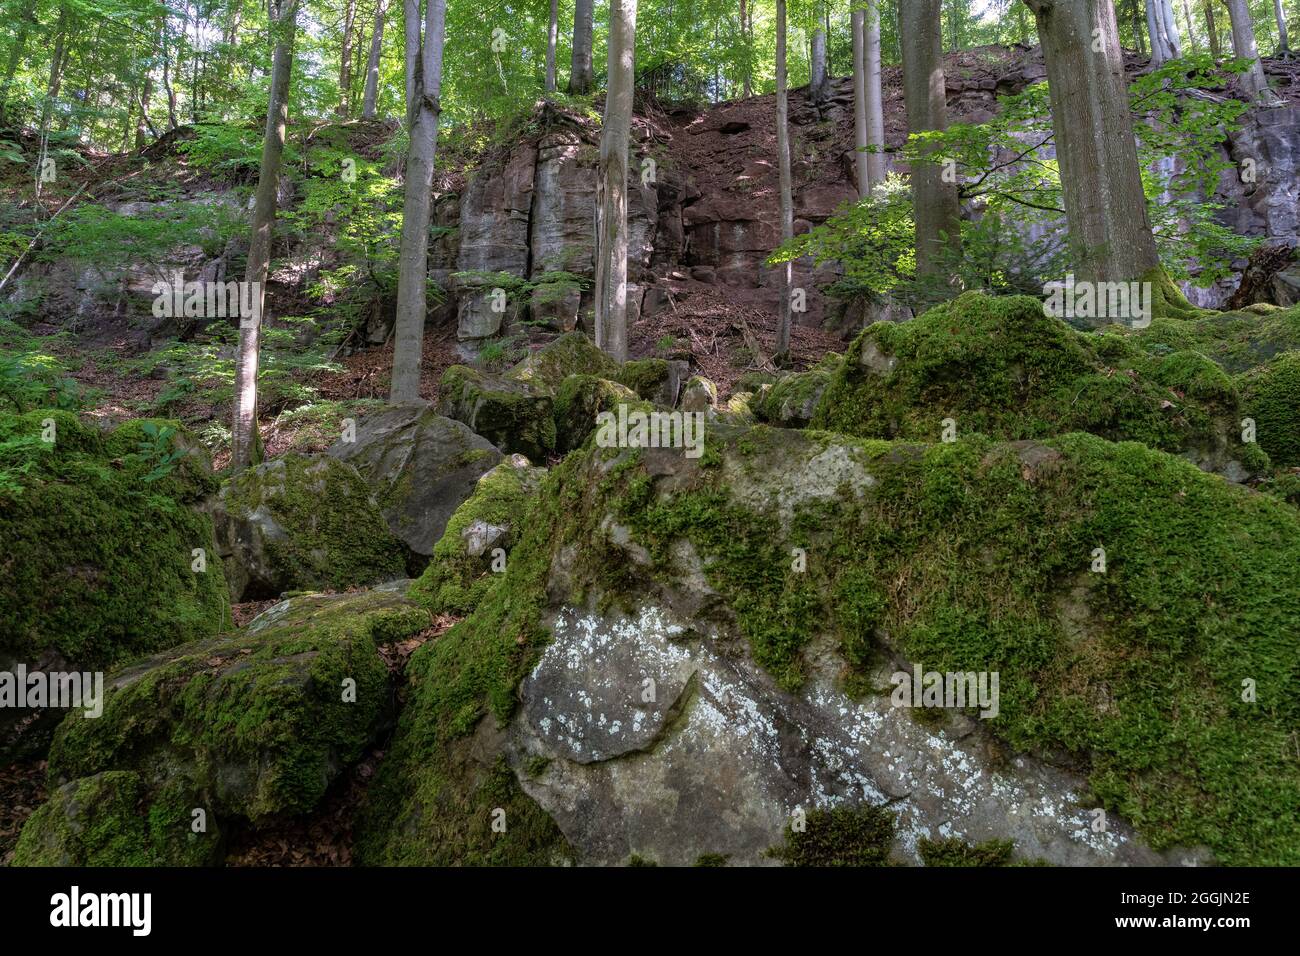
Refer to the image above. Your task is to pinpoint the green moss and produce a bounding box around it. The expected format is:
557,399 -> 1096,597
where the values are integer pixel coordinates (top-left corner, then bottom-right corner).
753,367 -> 832,426
12,770 -> 222,866
811,293 -> 1251,469
768,805 -> 896,866
615,358 -> 672,403
1240,351 -> 1300,468
693,853 -> 729,866
918,836 -> 1015,867
409,458 -> 545,615
552,374 -> 645,453
48,588 -> 426,822
439,365 -> 556,461
0,409 -> 230,669
505,331 -> 619,391
1130,303 -> 1300,374
626,853 -> 658,866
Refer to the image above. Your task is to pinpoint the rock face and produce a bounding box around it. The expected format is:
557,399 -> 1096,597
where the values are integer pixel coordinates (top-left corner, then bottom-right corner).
14,586 -> 430,866
327,403 -> 502,557
209,453 -> 408,601
358,419 -> 1300,867
0,411 -> 230,761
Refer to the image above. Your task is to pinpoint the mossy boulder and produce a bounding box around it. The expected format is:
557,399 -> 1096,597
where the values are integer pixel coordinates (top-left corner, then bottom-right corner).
813,292 -> 1266,480
1240,351 -> 1300,468
552,375 -> 643,453
1128,302 -> 1300,374
753,367 -> 832,427
12,770 -> 222,867
409,455 -> 548,615
438,366 -> 556,461
210,453 -> 408,601
327,403 -> 503,556
681,375 -> 718,413
505,331 -> 619,391
0,410 -> 230,759
615,357 -> 690,407
357,423 -> 1300,866
43,586 -> 428,828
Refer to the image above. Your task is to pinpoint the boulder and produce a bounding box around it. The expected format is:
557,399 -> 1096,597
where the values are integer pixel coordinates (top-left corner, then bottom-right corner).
14,586 -> 431,865
210,453 -> 408,601
357,425 -> 1300,867
409,455 -> 548,615
505,331 -> 619,391
753,366 -> 833,427
552,376 -> 643,453
437,367 -> 556,462
1240,350 -> 1300,468
328,403 -> 502,557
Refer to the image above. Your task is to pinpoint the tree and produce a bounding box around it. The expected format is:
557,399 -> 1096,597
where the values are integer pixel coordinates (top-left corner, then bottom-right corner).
389,0 -> 449,402
1146,0 -> 1182,64
1204,0 -> 1221,58
1022,0 -> 1160,293
810,3 -> 829,102
594,0 -> 638,362
570,0 -> 595,94
1223,0 -> 1276,101
900,0 -> 961,292
740,0 -> 753,97
362,0 -> 391,118
338,0 -> 358,114
852,2 -> 886,196
0,0 -> 38,124
1274,0 -> 1291,53
546,0 -> 559,92
231,0 -> 300,470
775,0 -> 793,361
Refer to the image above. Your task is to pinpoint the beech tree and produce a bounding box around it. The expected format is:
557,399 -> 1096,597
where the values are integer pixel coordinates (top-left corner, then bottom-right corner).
546,0 -> 559,92
775,0 -> 793,361
361,0 -> 390,118
1273,0 -> 1291,54
1224,0 -> 1276,101
232,0 -> 299,470
810,3 -> 828,102
1204,0 -> 1221,58
1022,0 -> 1160,289
1146,0 -> 1182,64
850,0 -> 886,195
594,0 -> 638,362
900,0 -> 961,291
389,0 -> 449,402
571,0 -> 595,94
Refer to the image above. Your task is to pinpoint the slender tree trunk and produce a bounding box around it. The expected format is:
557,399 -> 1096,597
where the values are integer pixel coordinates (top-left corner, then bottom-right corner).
900,0 -> 961,293
1224,0 -> 1275,100
389,0 -> 448,402
1204,0 -> 1221,56
741,0 -> 752,97
1275,0 -> 1291,51
1147,0 -> 1182,64
231,0 -> 299,470
1131,0 -> 1147,54
594,0 -> 638,362
135,71 -> 156,149
39,6 -> 69,140
775,0 -> 793,361
852,8 -> 870,196
570,0 -> 595,94
545,0 -> 559,91
852,3 -> 886,195
0,0 -> 38,123
1022,0 -> 1160,295
362,0 -> 389,117
810,4 -> 828,102
404,0 -> 419,124
339,0 -> 357,114
1181,0 -> 1199,51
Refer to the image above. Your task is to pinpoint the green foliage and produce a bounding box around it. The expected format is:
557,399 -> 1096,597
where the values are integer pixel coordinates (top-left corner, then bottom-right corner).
176,122 -> 269,179
768,805 -> 897,866
918,836 -> 1015,867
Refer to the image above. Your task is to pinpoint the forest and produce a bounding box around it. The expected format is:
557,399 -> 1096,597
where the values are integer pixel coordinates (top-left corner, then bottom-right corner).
0,0 -> 1298,882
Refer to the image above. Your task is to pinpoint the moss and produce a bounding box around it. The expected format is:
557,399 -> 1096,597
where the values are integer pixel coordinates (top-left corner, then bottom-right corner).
615,358 -> 672,403
47,588 -> 426,823
552,374 -> 644,453
626,853 -> 658,866
1240,351 -> 1300,468
753,367 -> 832,426
811,293 -> 1250,468
918,836 -> 1015,867
1130,303 -> 1300,374
767,805 -> 896,866
439,365 -> 556,461
219,453 -> 407,595
505,331 -> 619,391
11,770 -> 222,866
0,409 -> 230,670
693,853 -> 729,866
408,458 -> 545,615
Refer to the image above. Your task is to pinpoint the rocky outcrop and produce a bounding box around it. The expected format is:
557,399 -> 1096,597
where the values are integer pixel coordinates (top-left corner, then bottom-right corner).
327,403 -> 502,557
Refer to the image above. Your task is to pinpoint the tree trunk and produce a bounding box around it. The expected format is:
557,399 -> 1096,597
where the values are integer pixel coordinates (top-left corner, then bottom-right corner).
362,0 -> 389,117
1023,0 -> 1160,294
338,0 -> 357,114
570,0 -> 595,94
1224,0 -> 1275,100
0,0 -> 38,123
1275,0 -> 1291,51
231,0 -> 299,470
404,0 -> 419,124
1146,0 -> 1182,64
39,6 -> 69,140
1181,0 -> 1199,51
545,0 -> 559,91
740,0 -> 752,97
389,0 -> 448,402
852,3 -> 886,196
1204,0 -> 1221,57
810,6 -> 828,102
774,0 -> 793,361
594,0 -> 638,362
900,0 -> 961,292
